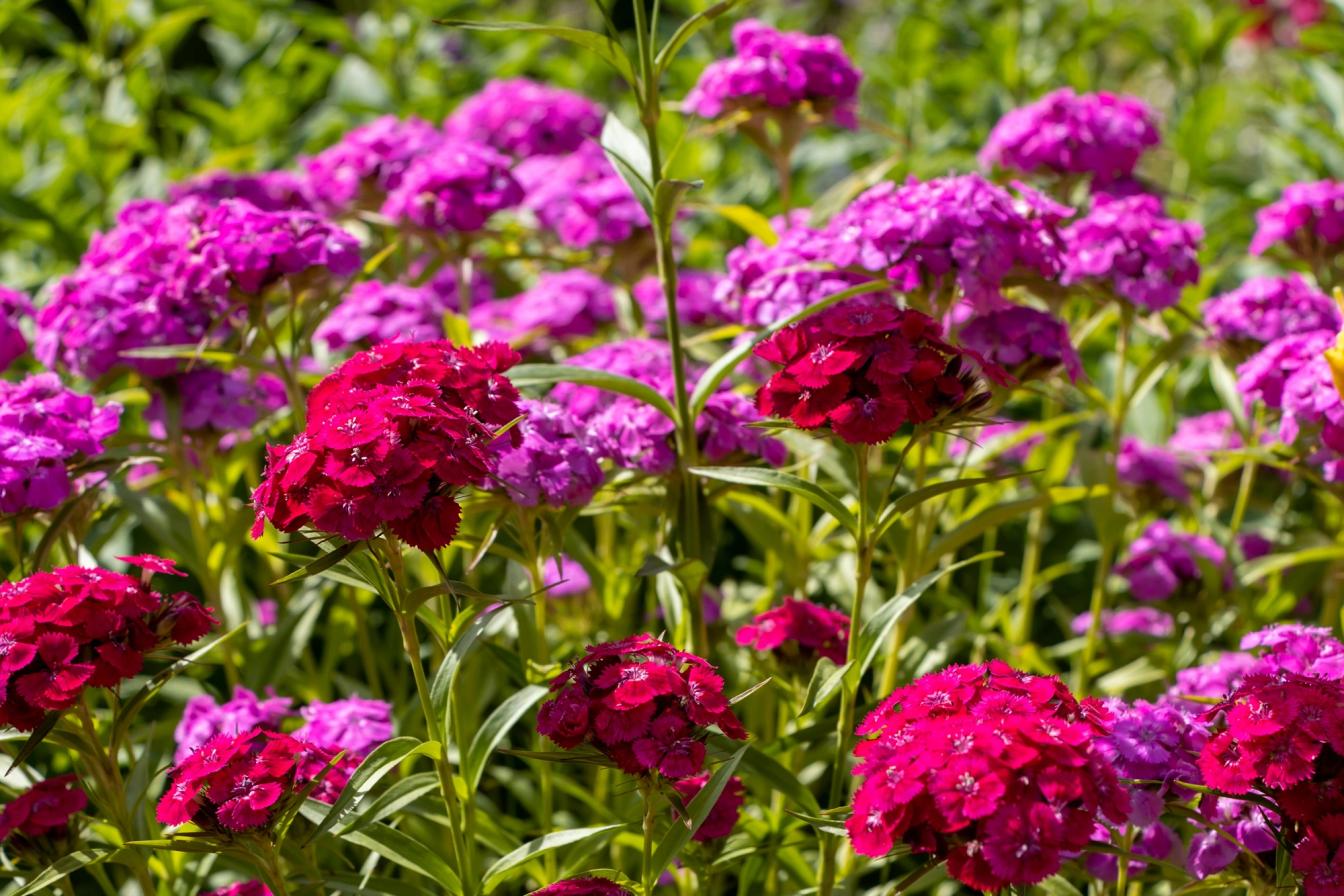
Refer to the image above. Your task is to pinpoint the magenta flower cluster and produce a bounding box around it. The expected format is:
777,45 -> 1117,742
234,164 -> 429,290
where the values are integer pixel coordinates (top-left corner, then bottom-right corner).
979,88 -> 1160,183
494,399 -> 605,508
445,78 -> 603,158
957,304 -> 1083,382
515,143 -> 650,249
0,287 -> 32,373
303,115 -> 445,213
381,142 -> 523,233
471,269 -> 616,350
1204,274 -> 1338,346
1249,179 -> 1344,260
168,169 -> 312,212
1114,520 -> 1229,602
1060,194 -> 1202,311
1116,436 -> 1191,502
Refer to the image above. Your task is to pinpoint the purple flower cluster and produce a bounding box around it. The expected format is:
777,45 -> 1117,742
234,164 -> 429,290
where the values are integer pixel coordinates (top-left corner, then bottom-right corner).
1204,274 -> 1338,346
634,271 -> 730,330
1169,411 -> 1244,463
145,369 -> 285,436
1237,328 -> 1333,409
1114,519 -> 1229,602
1249,179 -> 1344,260
1237,328 -> 1344,478
549,340 -> 786,474
494,399 -> 604,508
1117,436 -> 1191,502
316,268 -> 493,352
381,141 -> 523,233
825,175 -> 1070,308
303,115 -> 444,213
35,197 -> 359,380
980,88 -> 1160,183
957,304 -> 1083,381
1060,194 -> 1202,311
1071,608 -> 1175,638
295,696 -> 395,758
0,374 -> 121,515
168,169 -> 312,212
471,269 -> 615,350
174,686 -> 294,763
683,19 -> 861,127
445,78 -> 603,158
516,143 -> 649,249
0,287 -> 32,372
1242,623 -> 1344,680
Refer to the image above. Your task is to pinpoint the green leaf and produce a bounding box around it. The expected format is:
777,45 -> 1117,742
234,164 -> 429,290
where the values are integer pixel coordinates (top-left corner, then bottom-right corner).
308,737 -> 443,843
126,6 -> 207,64
271,540 -> 363,585
875,471 -> 1023,539
10,848 -> 124,896
649,745 -> 748,882
691,465 -> 858,536
927,486 -> 1103,562
721,739 -> 820,815
463,685 -> 548,792
1240,544 -> 1344,584
653,0 -> 749,72
429,605 -> 506,739
317,873 -> 434,896
509,363 -> 678,423
710,204 -> 779,245
601,113 -> 654,213
435,21 -> 636,85
342,822 -> 463,892
482,824 -> 626,893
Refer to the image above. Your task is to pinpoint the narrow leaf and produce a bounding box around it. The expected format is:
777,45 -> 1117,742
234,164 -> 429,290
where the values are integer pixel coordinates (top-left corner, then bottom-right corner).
482,824 -> 625,892
509,363 -> 678,423
650,746 -> 748,880
308,737 -> 442,842
692,465 -> 858,536
463,685 -> 548,791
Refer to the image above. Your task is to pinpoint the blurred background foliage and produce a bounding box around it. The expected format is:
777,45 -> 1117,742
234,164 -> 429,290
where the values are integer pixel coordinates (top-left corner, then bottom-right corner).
3,0 -> 1343,293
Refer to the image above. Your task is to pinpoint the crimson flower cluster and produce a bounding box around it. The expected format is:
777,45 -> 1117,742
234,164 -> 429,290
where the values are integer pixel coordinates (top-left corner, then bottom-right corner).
735,597 -> 849,665
157,727 -> 351,833
848,662 -> 1130,891
251,340 -> 522,552
671,772 -> 746,842
536,634 -> 746,780
1199,673 -> 1344,895
755,304 -> 1008,445
530,879 -> 632,896
0,559 -> 215,730
0,776 -> 86,847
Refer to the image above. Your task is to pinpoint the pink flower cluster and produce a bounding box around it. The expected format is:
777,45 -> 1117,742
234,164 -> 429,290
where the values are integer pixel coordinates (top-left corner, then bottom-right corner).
980,88 -> 1160,183
735,597 -> 849,664
755,304 -> 1006,445
848,662 -> 1129,890
1115,520 -> 1229,602
445,78 -> 603,158
303,116 -> 445,213
537,634 -> 747,779
157,728 -> 351,832
494,399 -> 604,508
252,340 -> 522,552
381,141 -> 522,233
1204,274 -> 1338,347
202,884 -> 272,896
0,559 -> 216,730
957,305 -> 1083,382
315,269 -> 493,352
1070,607 -> 1175,638
0,775 -> 86,845
515,143 -> 650,249
471,269 -> 616,350
1060,194 -> 1202,311
1116,436 -> 1191,502
1250,179 -> 1344,260
683,19 -> 861,128
1237,328 -> 1344,478
144,368 -> 285,438
633,271 -> 730,330
0,374 -> 121,515
0,286 -> 32,373
169,169 -> 313,212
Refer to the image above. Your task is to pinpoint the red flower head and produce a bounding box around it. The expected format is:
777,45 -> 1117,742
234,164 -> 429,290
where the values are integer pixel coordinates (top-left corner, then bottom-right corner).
848,661 -> 1129,891
251,340 -> 522,552
117,554 -> 187,579
671,772 -> 746,842
529,878 -> 633,896
537,634 -> 747,780
0,775 -> 86,846
157,727 -> 351,833
203,884 -> 273,896
0,565 -> 216,730
735,597 -> 849,665
754,304 -> 1008,444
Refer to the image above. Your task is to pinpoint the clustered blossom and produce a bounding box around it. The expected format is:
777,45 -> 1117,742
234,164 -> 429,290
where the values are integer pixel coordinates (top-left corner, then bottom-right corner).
381,141 -> 523,233
1116,436 -> 1191,502
145,368 -> 285,437
295,696 -> 395,758
980,88 -> 1160,183
671,772 -> 746,842
1204,275 -> 1338,347
634,271 -> 730,330
826,175 -> 1070,309
1169,411 -> 1244,463
1243,624 -> 1344,681
0,560 -> 216,730
494,399 -> 604,508
1237,328 -> 1344,479
848,662 -> 1129,890
315,271 -> 493,352
530,879 -> 632,896
1250,179 -> 1344,261
445,78 -> 603,158
536,634 -> 746,779
755,304 -> 1005,445
157,728 -> 352,832
0,286 -> 32,372
515,143 -> 649,249
1070,607 -> 1175,638
1115,520 -> 1229,602
35,197 -> 359,380
303,116 -> 445,212
1060,194 -> 1202,311
168,169 -> 312,212
1199,673 -> 1344,895
0,776 -> 86,846
175,686 -> 295,763
252,340 -> 522,551
471,269 -> 616,349
956,304 -> 1083,382
550,340 -> 785,474
735,597 -> 849,664
0,374 -> 121,515
683,19 -> 861,128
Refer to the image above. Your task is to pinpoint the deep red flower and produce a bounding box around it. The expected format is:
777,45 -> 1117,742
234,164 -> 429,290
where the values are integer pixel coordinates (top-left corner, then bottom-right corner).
671,772 -> 745,842
537,634 -> 747,780
754,304 -> 1007,444
735,597 -> 849,664
252,340 -> 521,552
0,775 -> 86,843
117,554 -> 187,577
529,878 -> 633,896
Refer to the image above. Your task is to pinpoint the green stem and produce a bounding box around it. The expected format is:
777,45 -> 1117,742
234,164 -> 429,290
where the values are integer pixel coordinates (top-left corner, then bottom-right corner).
819,444 -> 873,896
642,784 -> 659,896
75,701 -> 156,894
256,308 -> 306,430
255,840 -> 292,896
518,511 -> 556,875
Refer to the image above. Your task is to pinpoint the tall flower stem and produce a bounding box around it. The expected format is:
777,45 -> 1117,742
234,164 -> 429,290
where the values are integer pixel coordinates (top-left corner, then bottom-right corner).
641,783 -> 659,896
255,839 -> 292,896
819,442 -> 873,896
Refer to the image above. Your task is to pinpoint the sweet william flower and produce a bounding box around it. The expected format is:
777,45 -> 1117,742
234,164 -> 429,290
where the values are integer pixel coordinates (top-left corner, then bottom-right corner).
956,304 -> 1083,382
471,269 -> 616,350
202,883 -> 272,896
494,399 -> 604,508
445,78 -> 603,158
515,142 -> 649,249
174,686 -> 296,763
169,169 -> 312,212
529,878 -> 633,896
0,775 -> 86,844
315,272 -> 492,352
671,772 -> 745,842
735,597 -> 849,664
1061,193 -> 1202,311
303,115 -> 445,213
295,696 -> 393,758
1250,180 -> 1344,261
1116,436 -> 1191,503
0,286 -> 31,373
1204,275 -> 1338,347
381,141 -> 522,233
1115,520 -> 1229,602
